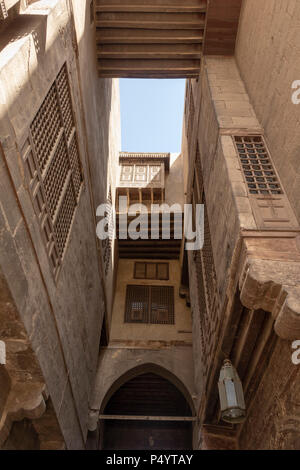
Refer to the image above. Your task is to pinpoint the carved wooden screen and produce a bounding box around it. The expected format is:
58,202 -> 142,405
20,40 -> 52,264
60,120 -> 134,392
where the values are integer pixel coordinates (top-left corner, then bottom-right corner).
21,63 -> 83,279
125,285 -> 174,325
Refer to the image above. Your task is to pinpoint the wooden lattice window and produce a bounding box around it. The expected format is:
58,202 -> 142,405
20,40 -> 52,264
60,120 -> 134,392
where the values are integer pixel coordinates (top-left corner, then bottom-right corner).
119,163 -> 164,188
233,136 -> 283,195
232,135 -> 299,230
125,285 -> 174,325
21,63 -> 83,279
134,262 -> 169,280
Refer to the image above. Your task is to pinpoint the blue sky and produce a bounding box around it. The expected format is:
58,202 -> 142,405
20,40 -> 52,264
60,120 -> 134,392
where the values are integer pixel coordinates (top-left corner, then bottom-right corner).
120,79 -> 186,153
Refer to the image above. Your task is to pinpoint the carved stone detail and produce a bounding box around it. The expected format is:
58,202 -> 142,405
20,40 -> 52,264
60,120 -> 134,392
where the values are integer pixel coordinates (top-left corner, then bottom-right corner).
239,234 -> 300,340
0,382 -> 47,447
0,271 -> 64,449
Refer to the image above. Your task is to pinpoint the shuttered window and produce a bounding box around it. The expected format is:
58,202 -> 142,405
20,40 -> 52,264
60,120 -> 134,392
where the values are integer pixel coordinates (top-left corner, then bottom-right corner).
233,135 -> 282,195
125,285 -> 174,325
134,262 -> 169,280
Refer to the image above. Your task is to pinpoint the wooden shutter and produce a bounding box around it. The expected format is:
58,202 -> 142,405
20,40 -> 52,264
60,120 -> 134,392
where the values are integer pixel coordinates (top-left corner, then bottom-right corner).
134,262 -> 146,279
146,263 -> 156,279
157,263 -> 169,280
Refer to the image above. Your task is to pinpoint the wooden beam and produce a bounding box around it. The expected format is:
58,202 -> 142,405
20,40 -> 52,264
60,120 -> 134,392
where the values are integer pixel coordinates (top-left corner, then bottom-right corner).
96,20 -> 205,30
95,1 -> 205,77
96,29 -> 204,44
96,3 -> 207,13
119,253 -> 179,259
96,0 -> 204,4
119,247 -> 181,253
97,51 -> 201,60
98,72 -> 199,78
99,414 -> 197,422
98,62 -> 200,75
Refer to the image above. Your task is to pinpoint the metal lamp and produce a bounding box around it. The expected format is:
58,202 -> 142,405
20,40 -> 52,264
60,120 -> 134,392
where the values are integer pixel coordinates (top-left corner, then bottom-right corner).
218,359 -> 246,424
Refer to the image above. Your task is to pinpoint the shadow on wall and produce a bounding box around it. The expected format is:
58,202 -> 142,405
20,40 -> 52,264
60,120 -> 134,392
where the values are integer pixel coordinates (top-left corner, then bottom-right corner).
0,12 -> 47,58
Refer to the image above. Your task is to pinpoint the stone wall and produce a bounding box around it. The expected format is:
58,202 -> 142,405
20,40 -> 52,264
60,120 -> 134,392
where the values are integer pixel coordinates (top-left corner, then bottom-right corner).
110,259 -> 192,345
0,0 -> 120,448
238,335 -> 300,449
233,4 -> 300,447
236,0 -> 300,223
183,54 -> 300,449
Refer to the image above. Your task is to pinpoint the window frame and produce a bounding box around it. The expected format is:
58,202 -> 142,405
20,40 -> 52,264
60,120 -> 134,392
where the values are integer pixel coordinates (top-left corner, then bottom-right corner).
134,262 -> 169,280
125,285 -> 174,325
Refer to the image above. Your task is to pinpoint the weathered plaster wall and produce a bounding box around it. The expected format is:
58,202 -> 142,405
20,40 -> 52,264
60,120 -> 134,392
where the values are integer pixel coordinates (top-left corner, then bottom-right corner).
110,259 -> 192,345
0,0 -> 120,448
235,0 -> 300,222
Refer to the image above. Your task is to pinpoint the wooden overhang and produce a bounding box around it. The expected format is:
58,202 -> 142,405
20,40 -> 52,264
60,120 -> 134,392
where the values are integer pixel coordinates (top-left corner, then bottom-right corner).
116,213 -> 183,259
94,0 -> 242,78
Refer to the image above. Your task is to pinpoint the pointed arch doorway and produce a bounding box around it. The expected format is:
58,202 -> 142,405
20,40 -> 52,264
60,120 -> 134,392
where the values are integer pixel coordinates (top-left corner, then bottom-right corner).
99,372 -> 195,450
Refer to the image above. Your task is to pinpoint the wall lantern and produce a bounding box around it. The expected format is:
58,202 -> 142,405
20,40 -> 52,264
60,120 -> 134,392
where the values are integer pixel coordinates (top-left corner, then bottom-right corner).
218,359 -> 246,424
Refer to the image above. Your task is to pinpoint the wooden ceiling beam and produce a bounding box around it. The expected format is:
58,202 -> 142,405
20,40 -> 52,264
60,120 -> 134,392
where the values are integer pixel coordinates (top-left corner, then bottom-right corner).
96,29 -> 204,44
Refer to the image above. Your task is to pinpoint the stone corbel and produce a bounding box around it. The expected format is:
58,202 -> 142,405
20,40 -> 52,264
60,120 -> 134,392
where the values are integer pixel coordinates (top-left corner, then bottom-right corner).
0,272 -> 62,448
239,233 -> 300,340
0,380 -> 48,447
